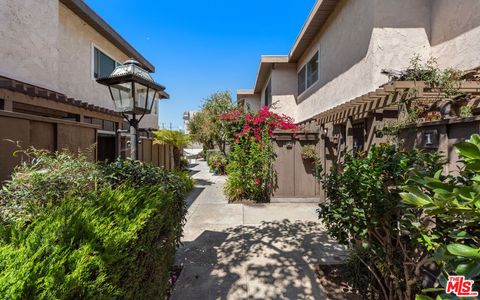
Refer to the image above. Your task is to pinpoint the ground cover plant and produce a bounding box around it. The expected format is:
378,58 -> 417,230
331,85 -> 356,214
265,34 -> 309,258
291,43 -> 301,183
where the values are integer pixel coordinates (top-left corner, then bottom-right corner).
220,106 -> 297,202
0,150 -> 192,299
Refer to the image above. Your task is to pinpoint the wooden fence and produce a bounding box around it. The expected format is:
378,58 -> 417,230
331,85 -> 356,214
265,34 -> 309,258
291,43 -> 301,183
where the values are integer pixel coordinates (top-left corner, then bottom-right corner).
0,110 -> 175,183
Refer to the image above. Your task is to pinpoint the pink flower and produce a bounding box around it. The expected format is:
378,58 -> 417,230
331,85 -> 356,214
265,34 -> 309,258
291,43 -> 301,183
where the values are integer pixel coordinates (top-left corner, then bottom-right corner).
255,178 -> 261,185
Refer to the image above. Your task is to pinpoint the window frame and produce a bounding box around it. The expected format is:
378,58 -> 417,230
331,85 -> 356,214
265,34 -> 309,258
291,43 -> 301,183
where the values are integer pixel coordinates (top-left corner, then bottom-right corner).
91,43 -> 121,80
297,50 -> 319,96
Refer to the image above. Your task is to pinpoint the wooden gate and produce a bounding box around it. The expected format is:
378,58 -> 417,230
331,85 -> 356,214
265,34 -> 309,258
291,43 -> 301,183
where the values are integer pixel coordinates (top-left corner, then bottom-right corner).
272,131 -> 321,201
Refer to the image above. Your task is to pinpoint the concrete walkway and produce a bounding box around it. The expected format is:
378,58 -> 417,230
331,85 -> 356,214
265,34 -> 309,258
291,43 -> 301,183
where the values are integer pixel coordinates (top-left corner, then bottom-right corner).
171,161 -> 347,300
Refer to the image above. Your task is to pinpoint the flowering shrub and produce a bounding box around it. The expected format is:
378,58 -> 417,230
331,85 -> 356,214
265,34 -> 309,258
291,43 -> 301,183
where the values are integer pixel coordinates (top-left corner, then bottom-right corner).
221,107 -> 297,202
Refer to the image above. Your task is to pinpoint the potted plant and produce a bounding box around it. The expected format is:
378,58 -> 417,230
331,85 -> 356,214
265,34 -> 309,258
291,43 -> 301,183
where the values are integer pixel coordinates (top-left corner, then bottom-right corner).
301,145 -> 317,161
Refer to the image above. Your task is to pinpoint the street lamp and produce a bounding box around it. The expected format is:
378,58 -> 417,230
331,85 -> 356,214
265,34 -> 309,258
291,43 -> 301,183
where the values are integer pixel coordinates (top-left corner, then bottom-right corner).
97,59 -> 169,160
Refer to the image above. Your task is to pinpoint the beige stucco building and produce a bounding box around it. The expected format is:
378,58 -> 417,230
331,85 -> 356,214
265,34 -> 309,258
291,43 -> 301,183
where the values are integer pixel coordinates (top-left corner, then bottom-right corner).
238,0 -> 480,123
0,0 -> 161,129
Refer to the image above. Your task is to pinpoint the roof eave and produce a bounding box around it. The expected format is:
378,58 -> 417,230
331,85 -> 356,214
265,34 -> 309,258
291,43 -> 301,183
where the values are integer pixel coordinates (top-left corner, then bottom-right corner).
253,56 -> 289,93
289,0 -> 341,63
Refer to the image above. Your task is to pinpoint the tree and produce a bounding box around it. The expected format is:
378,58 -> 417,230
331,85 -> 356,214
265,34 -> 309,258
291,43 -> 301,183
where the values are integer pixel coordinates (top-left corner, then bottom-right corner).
153,130 -> 190,169
187,91 -> 235,154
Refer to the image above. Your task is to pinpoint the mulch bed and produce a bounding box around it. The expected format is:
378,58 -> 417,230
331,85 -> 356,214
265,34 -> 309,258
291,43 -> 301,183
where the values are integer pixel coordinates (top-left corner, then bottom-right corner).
316,264 -> 364,300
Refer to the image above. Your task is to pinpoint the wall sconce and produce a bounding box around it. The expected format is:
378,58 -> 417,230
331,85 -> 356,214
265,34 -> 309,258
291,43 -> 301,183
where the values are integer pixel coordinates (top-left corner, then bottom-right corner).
321,127 -> 328,139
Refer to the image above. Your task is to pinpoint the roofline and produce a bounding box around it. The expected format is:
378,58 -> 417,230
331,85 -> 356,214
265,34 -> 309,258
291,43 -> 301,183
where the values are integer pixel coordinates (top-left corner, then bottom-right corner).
236,89 -> 255,96
289,0 -> 341,62
60,0 -> 155,72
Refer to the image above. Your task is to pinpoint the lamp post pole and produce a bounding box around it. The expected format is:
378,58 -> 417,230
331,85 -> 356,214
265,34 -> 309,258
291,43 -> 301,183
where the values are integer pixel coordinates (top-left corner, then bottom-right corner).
129,114 -> 139,160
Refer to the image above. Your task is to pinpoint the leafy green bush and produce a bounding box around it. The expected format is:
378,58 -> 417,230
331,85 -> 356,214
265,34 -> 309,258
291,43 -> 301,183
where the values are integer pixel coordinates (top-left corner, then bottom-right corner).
0,186 -> 182,299
0,149 -> 103,225
0,152 -> 193,299
100,159 -> 193,199
401,134 -> 480,299
207,152 -> 227,175
318,145 -> 444,299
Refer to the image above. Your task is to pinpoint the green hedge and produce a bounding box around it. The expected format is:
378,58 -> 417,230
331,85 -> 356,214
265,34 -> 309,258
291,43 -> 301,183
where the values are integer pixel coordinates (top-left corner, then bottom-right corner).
0,151 -> 192,299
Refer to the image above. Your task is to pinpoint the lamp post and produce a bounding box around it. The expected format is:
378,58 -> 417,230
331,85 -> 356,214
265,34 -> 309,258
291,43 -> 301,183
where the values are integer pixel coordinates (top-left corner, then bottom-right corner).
97,59 -> 169,160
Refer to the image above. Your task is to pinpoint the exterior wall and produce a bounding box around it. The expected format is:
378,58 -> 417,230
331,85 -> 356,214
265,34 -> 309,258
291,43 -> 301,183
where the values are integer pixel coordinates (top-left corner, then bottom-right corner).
0,1 -> 158,129
431,0 -> 480,70
57,3 -> 128,111
271,64 -> 298,121
0,0 -> 60,89
370,0 -> 431,96
240,95 -> 261,112
294,0 -> 431,123
295,0 -> 376,123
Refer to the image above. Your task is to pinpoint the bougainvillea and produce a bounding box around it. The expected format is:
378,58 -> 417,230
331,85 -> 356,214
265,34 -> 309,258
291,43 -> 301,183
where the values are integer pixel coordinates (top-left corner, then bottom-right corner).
221,106 -> 297,202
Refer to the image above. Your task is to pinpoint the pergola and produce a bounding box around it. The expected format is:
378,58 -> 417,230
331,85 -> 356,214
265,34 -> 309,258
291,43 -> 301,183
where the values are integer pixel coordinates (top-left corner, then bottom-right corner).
313,80 -> 480,126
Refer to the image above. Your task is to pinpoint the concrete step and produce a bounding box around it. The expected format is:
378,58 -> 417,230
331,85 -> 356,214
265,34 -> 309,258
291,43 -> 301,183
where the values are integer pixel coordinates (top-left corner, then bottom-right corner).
270,197 -> 319,203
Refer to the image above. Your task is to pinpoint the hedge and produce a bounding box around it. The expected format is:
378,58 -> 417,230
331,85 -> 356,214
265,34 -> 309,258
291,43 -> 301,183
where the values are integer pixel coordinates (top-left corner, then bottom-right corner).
0,151 -> 193,299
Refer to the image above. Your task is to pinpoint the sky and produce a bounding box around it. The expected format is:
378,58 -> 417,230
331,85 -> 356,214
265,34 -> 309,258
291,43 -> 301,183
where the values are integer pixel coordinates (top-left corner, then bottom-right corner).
85,0 -> 316,130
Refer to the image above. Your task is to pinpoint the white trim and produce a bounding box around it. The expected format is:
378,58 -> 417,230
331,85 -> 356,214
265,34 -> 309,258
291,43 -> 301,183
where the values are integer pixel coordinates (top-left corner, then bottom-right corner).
91,43 -> 122,80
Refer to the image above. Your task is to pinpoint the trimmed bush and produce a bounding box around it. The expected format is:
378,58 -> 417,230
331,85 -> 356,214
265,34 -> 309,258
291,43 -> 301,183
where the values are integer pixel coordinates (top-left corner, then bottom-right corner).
0,152 -> 192,299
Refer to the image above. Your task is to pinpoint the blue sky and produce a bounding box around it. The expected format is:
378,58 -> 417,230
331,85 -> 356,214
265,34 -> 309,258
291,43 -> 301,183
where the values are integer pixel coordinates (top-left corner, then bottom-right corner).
85,0 -> 316,130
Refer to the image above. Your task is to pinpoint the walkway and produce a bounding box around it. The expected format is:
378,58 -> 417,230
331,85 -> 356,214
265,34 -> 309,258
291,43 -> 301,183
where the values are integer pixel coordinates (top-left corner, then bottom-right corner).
171,161 -> 347,300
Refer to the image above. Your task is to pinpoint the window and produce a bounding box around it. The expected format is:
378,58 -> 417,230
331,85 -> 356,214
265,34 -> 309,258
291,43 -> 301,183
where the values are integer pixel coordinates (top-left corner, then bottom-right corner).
264,80 -> 272,106
298,51 -> 319,95
93,47 -> 119,79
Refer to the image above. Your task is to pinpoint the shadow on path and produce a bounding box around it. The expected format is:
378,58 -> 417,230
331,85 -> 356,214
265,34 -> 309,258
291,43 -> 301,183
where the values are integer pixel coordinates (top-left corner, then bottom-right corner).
173,220 -> 346,300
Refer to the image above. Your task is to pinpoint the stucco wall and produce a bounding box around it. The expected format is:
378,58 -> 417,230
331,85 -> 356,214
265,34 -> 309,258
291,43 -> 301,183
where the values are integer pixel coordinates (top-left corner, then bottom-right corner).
431,0 -> 480,70
0,0 -> 60,90
371,0 -> 431,91
271,63 -> 298,121
294,0 -> 432,123
294,0 -> 376,123
242,95 -> 261,112
58,3 -> 128,111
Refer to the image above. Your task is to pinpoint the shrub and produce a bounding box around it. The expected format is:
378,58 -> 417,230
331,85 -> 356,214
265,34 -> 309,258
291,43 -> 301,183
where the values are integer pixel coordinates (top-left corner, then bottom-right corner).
207,152 -> 227,175
318,145 -> 444,299
0,149 -> 103,225
0,186 -> 182,299
401,134 -> 480,299
100,159 -> 193,200
0,152 -> 192,299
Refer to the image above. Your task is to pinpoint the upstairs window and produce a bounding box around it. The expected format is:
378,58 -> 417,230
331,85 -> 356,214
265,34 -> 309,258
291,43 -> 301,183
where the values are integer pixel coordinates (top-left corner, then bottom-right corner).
298,51 -> 319,95
93,47 -> 119,79
264,80 -> 272,106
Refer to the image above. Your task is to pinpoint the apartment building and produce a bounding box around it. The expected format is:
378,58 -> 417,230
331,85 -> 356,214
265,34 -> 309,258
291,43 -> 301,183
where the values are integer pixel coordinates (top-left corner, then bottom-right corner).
238,0 -> 480,122
0,0 -> 170,181
0,0 -> 163,129
238,0 -> 480,200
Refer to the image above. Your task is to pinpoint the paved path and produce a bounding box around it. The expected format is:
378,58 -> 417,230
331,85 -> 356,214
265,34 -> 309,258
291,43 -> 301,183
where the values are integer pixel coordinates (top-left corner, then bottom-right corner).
171,161 -> 347,300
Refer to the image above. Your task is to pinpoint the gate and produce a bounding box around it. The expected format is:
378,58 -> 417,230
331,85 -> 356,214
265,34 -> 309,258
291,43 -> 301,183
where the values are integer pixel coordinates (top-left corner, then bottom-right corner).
271,131 -> 321,201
